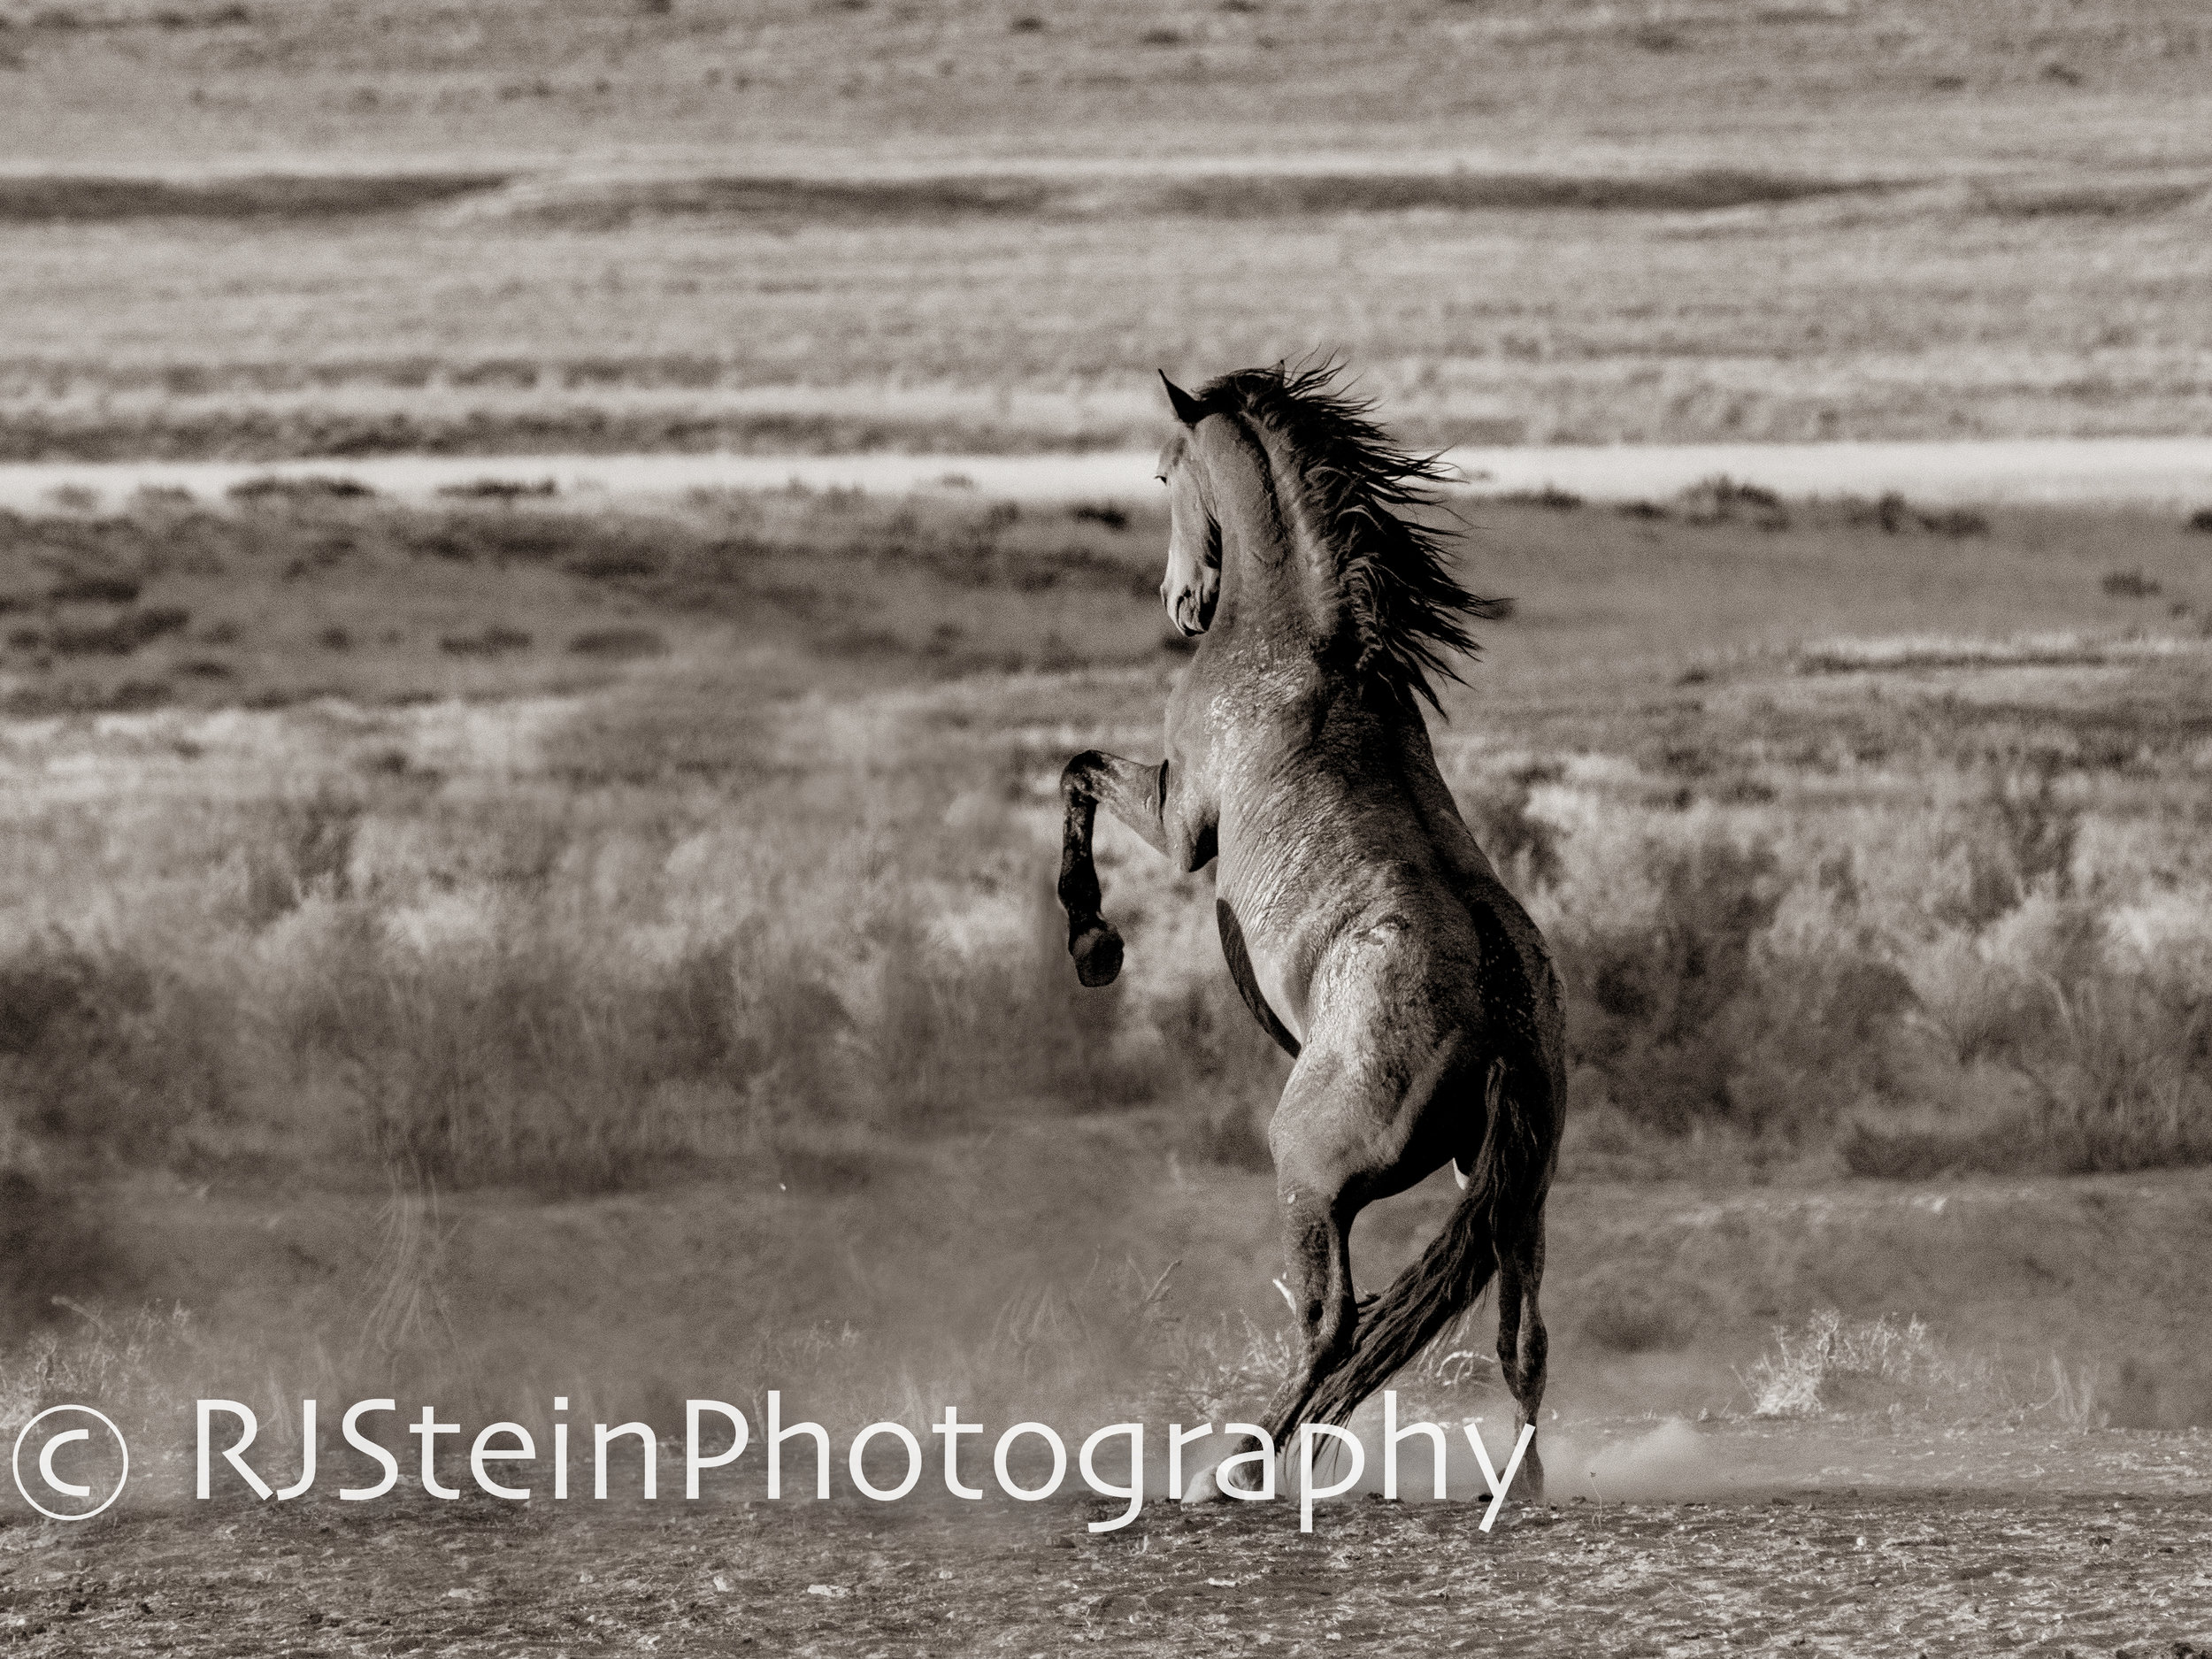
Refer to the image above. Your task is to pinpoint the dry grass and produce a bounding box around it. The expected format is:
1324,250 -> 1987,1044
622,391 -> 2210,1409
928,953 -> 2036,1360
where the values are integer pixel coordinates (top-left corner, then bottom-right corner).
1,487 -> 2208,1209
1740,1310 -> 2108,1430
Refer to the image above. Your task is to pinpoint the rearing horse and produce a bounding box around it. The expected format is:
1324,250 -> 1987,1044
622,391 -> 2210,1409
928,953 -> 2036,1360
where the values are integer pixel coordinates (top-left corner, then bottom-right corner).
1057,365 -> 1565,1496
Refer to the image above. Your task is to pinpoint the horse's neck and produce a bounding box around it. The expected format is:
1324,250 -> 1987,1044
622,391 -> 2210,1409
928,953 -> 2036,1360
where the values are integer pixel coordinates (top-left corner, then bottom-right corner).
1199,418 -> 1336,652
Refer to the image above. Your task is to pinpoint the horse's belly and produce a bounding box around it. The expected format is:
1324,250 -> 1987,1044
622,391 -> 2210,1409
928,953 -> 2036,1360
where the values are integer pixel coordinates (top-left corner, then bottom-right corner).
1215,897 -> 1307,1051
1248,941 -> 1308,1047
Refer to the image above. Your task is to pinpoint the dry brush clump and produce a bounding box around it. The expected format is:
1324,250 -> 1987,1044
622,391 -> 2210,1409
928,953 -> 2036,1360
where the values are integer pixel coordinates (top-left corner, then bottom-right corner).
1740,1310 -> 2106,1429
6,715 -> 2208,1200
1511,744 -> 2212,1171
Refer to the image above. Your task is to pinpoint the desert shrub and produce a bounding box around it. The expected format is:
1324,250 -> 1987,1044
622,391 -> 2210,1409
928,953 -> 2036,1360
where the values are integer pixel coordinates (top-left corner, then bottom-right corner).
237,792 -> 363,927
435,478 -> 557,501
49,605 -> 189,655
1678,475 -> 1788,530
2101,568 -> 2161,598
1556,837 -> 1785,1131
1850,493 -> 1989,537
228,475 -> 374,501
2008,975 -> 2212,1172
0,1167 -> 131,1341
1934,772 -> 2080,926
1839,1109 -> 2039,1179
2189,507 -> 2212,534
0,933 -> 238,1156
1921,507 -> 1991,538
1719,950 -> 1918,1136
1913,895 -> 2101,1065
1550,826 -> 1920,1141
1577,1270 -> 1709,1353
49,572 -> 141,604
568,626 -> 669,658
1497,485 -> 1582,511
1855,949 -> 2211,1175
439,625 -> 532,656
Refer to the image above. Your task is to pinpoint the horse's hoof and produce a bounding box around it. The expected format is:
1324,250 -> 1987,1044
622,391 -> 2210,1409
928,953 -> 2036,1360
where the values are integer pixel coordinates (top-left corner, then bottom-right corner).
1517,1443 -> 1545,1504
1072,923 -> 1124,987
1179,1465 -> 1230,1505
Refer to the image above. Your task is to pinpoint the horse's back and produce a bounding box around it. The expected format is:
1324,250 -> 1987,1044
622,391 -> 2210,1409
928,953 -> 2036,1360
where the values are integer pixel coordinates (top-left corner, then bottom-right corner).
1222,698 -> 1566,1118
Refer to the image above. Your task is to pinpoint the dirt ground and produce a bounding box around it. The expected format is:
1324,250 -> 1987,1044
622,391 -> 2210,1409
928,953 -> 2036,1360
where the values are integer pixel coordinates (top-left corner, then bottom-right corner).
6,1424 -> 2210,1657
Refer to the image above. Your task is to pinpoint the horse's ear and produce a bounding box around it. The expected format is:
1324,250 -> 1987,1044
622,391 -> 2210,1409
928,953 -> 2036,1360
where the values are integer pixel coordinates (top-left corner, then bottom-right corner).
1160,372 -> 1209,427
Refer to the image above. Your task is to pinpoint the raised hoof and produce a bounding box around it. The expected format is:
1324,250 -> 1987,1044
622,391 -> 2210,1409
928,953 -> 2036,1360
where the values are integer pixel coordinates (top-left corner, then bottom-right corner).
1071,922 -> 1124,987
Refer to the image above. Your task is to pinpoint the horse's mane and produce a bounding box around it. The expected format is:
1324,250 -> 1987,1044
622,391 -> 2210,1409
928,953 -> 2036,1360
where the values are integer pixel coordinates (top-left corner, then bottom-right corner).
1196,362 -> 1506,714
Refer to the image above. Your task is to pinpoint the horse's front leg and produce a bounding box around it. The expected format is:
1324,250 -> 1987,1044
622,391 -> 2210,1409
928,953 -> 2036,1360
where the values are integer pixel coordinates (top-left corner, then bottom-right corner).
1058,751 -> 1170,987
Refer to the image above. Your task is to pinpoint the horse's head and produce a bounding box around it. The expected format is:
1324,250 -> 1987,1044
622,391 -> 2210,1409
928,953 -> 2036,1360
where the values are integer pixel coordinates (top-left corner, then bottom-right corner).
1157,374 -> 1220,637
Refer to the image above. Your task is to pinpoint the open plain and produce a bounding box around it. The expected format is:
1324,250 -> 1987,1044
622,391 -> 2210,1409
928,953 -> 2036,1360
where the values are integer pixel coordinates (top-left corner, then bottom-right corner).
4,0 -> 2212,1653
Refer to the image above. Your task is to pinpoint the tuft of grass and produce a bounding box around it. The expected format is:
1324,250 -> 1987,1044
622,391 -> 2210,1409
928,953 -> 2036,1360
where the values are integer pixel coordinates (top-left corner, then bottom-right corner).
1741,1310 -> 1950,1417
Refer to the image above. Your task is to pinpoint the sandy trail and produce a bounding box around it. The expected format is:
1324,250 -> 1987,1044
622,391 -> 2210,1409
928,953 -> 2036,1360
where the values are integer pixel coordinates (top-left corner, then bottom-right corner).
2,435 -> 2209,511
8,1423 -> 2208,1659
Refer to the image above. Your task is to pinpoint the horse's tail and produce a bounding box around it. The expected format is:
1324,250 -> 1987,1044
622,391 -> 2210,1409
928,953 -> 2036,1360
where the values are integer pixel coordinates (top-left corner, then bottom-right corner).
1301,1055 -> 1552,1430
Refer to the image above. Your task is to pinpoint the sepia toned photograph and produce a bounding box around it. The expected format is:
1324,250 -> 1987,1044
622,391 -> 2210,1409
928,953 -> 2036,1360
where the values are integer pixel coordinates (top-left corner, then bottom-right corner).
3,1 -> 2210,1651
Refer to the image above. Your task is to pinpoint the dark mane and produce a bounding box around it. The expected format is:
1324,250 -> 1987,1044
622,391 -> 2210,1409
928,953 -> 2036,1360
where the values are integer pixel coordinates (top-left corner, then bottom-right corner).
1197,362 -> 1505,713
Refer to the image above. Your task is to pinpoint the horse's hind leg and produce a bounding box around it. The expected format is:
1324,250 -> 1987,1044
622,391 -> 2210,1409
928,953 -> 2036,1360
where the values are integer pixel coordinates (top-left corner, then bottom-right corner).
1494,1217 -> 1549,1502
1189,1184 -> 1353,1501
1256,1183 -> 1358,1446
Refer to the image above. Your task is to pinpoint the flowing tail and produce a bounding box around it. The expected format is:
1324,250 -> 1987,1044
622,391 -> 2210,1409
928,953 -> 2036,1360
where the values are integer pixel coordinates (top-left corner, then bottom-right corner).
1301,1057 -> 1549,1429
